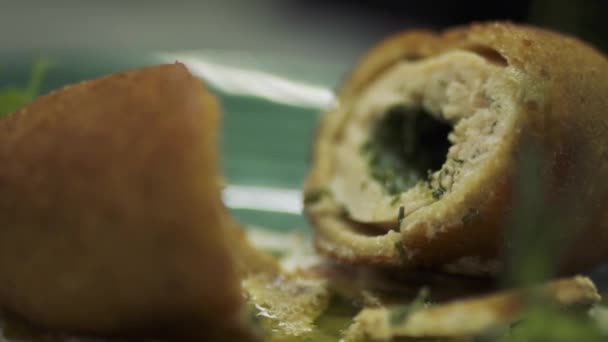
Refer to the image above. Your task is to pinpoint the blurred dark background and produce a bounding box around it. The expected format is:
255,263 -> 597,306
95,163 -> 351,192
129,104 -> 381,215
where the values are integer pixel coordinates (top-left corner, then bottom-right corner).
1,0 -> 605,63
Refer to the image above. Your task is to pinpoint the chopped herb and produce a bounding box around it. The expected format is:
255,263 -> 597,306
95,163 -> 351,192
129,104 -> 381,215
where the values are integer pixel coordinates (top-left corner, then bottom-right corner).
304,188 -> 330,205
462,207 -> 480,224
389,287 -> 430,327
432,187 -> 446,200
490,121 -> 498,133
0,59 -> 50,116
268,250 -> 287,259
390,196 -> 401,206
360,181 -> 368,191
397,206 -> 405,225
394,240 -> 408,261
453,158 -> 465,164
339,205 -> 350,218
501,305 -> 606,341
359,140 -> 373,153
360,105 -> 452,195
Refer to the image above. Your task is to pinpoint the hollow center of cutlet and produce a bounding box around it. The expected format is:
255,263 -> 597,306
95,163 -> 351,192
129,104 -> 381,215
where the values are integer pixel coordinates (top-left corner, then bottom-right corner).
360,105 -> 452,195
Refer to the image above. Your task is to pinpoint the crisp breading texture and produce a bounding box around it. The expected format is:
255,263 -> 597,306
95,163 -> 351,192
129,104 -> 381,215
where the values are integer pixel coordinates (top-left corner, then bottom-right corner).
345,276 -> 600,340
0,63 -> 249,339
304,22 -> 608,274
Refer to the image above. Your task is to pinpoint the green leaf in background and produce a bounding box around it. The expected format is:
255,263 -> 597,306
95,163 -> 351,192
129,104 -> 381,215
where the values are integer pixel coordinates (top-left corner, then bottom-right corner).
501,305 -> 605,342
503,141 -> 602,288
0,59 -> 50,116
498,141 -> 608,341
502,145 -> 555,287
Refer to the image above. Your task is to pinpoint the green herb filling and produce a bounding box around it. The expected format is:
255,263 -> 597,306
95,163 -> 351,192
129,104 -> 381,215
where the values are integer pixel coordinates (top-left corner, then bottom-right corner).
361,105 -> 452,195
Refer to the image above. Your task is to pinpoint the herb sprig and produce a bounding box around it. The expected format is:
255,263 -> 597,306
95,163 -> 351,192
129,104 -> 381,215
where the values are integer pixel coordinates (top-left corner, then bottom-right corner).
0,60 -> 50,116
389,287 -> 430,327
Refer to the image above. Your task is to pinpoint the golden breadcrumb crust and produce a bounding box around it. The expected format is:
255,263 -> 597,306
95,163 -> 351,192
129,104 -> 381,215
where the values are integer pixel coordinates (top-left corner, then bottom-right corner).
0,64 -> 250,339
305,22 -> 608,274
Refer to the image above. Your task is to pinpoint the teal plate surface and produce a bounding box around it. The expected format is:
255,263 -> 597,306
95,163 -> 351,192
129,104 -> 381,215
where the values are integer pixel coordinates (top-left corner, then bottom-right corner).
0,51 -> 338,234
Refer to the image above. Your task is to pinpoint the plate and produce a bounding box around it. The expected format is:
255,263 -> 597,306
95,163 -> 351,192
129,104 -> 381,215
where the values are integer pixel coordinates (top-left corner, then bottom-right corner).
0,51 -> 344,234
